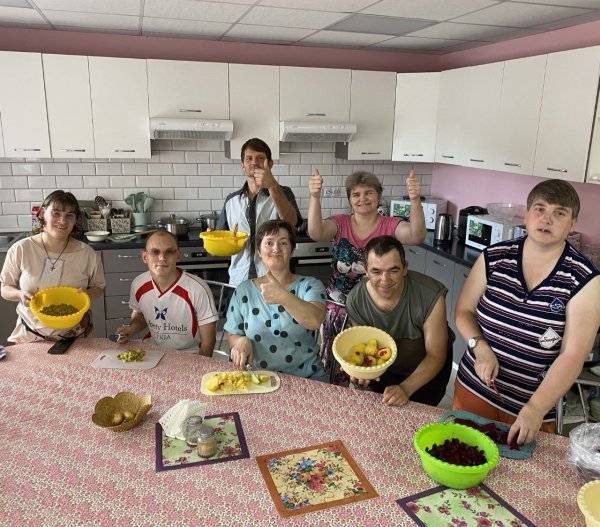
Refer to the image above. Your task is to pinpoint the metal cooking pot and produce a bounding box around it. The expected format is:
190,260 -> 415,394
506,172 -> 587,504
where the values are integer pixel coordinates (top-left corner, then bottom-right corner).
158,214 -> 190,236
196,211 -> 218,232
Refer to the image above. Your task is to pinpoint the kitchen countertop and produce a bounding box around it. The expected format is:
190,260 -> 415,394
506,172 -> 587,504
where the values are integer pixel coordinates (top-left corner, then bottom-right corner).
420,231 -> 483,268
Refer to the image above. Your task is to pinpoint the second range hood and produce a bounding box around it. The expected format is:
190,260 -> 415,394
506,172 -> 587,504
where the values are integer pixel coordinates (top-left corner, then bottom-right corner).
150,117 -> 233,140
280,121 -> 357,143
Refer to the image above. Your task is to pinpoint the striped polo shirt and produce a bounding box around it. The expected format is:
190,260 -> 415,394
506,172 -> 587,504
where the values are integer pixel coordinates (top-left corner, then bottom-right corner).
456,237 -> 599,421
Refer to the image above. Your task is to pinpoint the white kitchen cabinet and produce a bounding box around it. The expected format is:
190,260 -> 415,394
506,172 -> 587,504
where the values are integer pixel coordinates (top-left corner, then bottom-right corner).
460,62 -> 503,170
392,72 -> 439,163
43,54 -> 95,158
147,59 -> 229,119
0,116 -> 4,157
228,64 -> 279,160
435,68 -> 467,166
336,70 -> 396,160
586,94 -> 600,184
280,66 -> 351,122
533,46 -> 600,182
89,57 -> 150,159
492,55 -> 547,175
0,51 -> 50,158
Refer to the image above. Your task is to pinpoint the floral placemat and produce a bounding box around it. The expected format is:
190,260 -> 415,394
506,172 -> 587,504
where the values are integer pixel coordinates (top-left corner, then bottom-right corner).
256,440 -> 378,517
155,412 -> 249,472
397,484 -> 536,527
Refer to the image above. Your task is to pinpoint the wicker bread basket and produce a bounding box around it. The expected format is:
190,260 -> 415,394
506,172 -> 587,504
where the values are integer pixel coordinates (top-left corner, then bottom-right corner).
92,391 -> 152,432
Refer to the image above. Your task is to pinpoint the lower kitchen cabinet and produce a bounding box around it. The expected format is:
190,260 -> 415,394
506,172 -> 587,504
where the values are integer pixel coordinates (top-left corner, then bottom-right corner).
425,250 -> 455,314
404,245 -> 427,273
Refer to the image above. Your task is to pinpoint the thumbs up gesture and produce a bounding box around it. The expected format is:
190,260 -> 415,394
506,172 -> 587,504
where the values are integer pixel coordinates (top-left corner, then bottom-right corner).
253,158 -> 276,190
260,271 -> 287,305
308,169 -> 323,198
406,169 -> 421,201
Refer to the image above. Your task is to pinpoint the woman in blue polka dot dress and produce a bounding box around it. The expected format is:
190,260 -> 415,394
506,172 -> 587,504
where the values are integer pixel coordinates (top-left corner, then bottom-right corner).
224,220 -> 328,381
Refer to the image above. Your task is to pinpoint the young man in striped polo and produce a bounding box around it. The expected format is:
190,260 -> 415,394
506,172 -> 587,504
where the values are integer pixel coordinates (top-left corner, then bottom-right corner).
453,179 -> 600,445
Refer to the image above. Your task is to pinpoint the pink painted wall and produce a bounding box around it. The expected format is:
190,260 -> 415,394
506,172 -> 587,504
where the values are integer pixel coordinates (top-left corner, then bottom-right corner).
431,165 -> 600,245
0,27 -> 440,72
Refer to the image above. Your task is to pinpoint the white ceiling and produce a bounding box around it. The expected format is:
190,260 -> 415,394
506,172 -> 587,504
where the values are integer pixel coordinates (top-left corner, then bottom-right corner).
1,0 -> 600,54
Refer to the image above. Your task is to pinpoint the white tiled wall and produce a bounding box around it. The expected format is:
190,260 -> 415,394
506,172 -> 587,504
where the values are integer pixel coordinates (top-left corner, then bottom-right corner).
0,140 -> 432,231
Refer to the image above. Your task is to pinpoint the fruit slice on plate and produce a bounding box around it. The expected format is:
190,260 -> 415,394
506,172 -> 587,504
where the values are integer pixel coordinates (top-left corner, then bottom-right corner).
200,370 -> 280,396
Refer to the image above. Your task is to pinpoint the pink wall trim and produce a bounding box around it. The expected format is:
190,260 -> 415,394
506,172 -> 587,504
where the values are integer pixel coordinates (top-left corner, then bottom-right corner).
0,27 -> 440,72
442,18 -> 600,69
431,164 -> 600,245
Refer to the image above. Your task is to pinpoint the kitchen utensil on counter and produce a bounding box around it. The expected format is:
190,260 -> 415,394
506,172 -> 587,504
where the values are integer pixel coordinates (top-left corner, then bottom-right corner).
196,211 -> 218,232
143,196 -> 154,212
84,230 -> 110,242
158,214 -> 190,237
434,213 -> 453,243
94,195 -> 108,209
132,212 -> 150,227
458,206 -> 488,240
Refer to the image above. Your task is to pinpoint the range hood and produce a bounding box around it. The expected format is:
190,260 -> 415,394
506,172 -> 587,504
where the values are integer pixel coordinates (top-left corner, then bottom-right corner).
150,118 -> 233,140
279,121 -> 357,143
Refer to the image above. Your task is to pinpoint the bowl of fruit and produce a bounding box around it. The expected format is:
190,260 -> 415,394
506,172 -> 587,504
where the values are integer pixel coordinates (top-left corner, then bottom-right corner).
413,422 -> 500,489
332,326 -> 397,380
91,391 -> 152,432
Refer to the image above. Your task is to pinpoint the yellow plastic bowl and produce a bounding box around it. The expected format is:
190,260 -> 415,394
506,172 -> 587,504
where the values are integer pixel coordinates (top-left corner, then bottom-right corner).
578,480 -> 600,527
200,230 -> 249,256
30,286 -> 90,329
332,325 -> 398,380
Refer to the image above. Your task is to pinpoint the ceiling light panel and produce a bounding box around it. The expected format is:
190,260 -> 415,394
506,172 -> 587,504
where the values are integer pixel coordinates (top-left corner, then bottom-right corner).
33,0 -> 140,16
327,14 -> 436,36
362,0 -> 501,21
240,5 -> 348,29
144,0 -> 249,23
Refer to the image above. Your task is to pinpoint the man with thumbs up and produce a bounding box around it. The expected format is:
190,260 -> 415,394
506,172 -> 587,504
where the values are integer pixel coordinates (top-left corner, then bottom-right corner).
217,138 -> 302,286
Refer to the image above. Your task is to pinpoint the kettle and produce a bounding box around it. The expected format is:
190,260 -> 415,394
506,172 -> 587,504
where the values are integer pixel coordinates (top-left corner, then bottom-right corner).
434,213 -> 453,243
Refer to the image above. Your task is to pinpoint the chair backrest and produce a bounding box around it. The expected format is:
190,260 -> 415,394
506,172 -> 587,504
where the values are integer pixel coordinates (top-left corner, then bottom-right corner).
203,280 -> 236,358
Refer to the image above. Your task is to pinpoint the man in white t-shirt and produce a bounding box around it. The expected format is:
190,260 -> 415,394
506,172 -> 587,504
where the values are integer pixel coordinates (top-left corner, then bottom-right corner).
116,231 -> 218,355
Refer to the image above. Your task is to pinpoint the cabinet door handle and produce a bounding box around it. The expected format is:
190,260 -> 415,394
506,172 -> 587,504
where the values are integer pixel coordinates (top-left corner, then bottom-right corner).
178,108 -> 202,113
547,167 -> 567,173
305,113 -> 326,117
361,152 -> 381,155
60,148 -> 86,152
113,149 -> 136,153
469,158 -> 484,163
504,162 -> 521,167
441,154 -> 454,159
432,258 -> 447,267
118,277 -> 133,282
13,148 -> 41,152
590,174 -> 600,181
117,254 -> 138,259
120,300 -> 130,305
403,153 -> 424,157
407,248 -> 421,255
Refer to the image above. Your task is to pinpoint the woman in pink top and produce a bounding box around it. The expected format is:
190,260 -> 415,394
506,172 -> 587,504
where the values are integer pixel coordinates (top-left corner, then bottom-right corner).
308,169 -> 426,384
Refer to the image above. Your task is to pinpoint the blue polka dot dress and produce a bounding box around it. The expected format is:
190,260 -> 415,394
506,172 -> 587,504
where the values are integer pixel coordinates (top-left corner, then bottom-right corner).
224,276 -> 327,378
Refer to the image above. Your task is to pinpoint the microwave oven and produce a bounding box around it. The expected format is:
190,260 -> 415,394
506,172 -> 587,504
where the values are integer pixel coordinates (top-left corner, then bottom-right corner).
389,198 -> 448,230
465,214 -> 523,250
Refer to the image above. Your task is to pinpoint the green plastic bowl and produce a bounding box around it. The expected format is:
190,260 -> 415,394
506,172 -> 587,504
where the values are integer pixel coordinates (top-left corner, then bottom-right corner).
413,422 -> 500,489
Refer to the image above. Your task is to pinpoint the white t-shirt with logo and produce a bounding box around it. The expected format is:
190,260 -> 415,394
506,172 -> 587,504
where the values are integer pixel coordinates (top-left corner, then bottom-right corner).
129,270 -> 218,352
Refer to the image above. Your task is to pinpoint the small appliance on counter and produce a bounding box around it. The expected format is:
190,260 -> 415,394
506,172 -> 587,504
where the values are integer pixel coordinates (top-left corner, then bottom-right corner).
434,213 -> 453,244
465,214 -> 522,250
389,197 -> 448,230
458,206 -> 488,240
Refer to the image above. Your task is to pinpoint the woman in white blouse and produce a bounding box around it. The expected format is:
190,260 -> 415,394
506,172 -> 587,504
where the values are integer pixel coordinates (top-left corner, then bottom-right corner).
0,191 -> 105,342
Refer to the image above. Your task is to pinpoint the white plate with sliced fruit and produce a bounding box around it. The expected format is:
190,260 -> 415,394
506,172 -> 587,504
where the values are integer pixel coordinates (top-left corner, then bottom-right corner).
200,370 -> 280,396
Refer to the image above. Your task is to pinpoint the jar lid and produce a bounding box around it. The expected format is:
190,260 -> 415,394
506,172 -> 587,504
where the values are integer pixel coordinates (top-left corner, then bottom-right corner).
197,424 -> 214,440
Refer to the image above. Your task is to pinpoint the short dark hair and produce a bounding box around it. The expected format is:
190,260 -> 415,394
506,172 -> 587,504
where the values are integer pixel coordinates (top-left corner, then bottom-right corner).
364,235 -> 406,266
240,138 -> 272,163
527,179 -> 580,219
345,171 -> 383,200
255,219 -> 296,251
38,190 -> 82,233
145,229 -> 179,249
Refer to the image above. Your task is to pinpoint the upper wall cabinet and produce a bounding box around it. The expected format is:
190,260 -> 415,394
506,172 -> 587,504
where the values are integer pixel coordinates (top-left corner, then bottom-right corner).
0,52 -> 50,158
336,70 -> 396,160
460,62 -> 503,170
43,54 -> 95,158
393,72 -> 439,163
491,55 -> 547,175
228,64 -> 279,160
280,67 -> 351,122
533,46 -> 600,182
435,68 -> 467,166
147,60 -> 229,119
587,101 -> 600,184
89,57 -> 150,159
0,117 -> 4,157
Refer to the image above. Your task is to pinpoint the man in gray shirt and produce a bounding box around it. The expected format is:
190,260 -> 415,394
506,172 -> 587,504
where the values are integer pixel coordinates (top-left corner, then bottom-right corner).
346,235 -> 453,406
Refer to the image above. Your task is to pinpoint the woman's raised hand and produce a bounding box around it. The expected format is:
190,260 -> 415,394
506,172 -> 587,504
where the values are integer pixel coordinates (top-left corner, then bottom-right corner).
230,336 -> 253,370
406,169 -> 421,201
259,272 -> 287,305
308,169 -> 323,198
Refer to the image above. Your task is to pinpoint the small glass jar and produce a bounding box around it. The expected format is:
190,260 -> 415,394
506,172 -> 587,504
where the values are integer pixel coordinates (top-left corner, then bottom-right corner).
183,415 -> 205,446
196,425 -> 218,458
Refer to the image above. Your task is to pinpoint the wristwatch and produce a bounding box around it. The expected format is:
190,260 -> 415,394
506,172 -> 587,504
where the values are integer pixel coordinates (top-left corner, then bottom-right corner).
467,335 -> 486,352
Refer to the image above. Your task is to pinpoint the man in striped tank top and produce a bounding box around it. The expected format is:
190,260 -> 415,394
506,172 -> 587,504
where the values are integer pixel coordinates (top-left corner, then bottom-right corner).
452,179 -> 600,445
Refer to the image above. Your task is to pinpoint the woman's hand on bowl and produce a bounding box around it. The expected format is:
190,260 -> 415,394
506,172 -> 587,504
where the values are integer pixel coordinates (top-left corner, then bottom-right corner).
308,169 -> 323,198
19,290 -> 33,306
382,384 -> 410,406
260,272 -> 288,305
230,337 -> 253,370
